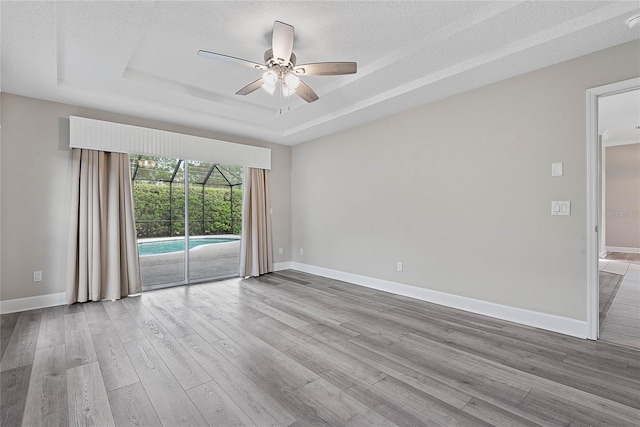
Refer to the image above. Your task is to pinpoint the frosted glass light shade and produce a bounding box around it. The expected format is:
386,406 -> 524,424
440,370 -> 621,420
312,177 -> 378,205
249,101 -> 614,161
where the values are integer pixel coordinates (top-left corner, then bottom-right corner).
261,82 -> 276,95
282,85 -> 296,97
283,72 -> 300,90
263,70 -> 278,86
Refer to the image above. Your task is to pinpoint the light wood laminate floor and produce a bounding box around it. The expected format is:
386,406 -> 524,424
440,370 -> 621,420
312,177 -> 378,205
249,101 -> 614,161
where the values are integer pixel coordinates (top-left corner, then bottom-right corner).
2,270 -> 640,426
600,253 -> 640,350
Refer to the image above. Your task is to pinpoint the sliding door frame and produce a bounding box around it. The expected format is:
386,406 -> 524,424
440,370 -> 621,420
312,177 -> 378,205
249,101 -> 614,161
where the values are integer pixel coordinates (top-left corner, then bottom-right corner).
184,161 -> 190,284
137,157 -> 242,292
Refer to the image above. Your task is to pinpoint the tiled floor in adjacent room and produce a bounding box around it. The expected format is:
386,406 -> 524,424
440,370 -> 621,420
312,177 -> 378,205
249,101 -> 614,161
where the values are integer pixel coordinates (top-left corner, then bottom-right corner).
599,253 -> 640,350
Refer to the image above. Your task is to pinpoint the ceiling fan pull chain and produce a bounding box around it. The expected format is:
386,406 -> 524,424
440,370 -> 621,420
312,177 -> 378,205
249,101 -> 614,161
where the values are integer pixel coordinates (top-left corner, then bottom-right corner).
279,78 -> 283,115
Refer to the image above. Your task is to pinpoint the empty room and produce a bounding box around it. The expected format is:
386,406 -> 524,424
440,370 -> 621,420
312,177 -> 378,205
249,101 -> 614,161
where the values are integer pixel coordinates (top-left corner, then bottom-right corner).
2,1 -> 640,426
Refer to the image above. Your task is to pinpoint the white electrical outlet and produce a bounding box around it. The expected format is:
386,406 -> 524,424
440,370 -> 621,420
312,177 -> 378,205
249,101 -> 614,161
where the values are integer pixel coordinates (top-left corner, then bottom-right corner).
299,248 -> 304,255
396,262 -> 403,272
278,247 -> 283,255
33,271 -> 42,282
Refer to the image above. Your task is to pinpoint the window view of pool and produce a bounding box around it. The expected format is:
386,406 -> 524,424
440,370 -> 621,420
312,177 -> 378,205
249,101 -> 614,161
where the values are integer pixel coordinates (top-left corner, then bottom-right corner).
138,237 -> 240,256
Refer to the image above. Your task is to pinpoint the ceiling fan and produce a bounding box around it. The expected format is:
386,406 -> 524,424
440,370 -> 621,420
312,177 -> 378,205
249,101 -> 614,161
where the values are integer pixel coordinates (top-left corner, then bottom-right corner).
198,21 -> 357,103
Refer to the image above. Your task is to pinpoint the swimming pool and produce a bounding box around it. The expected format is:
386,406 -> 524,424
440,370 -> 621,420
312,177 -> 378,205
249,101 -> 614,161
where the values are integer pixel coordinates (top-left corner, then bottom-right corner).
138,237 -> 239,256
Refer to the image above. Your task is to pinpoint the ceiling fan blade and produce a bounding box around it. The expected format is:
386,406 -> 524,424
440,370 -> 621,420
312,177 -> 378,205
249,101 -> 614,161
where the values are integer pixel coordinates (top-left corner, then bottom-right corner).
236,78 -> 264,95
294,62 -> 357,76
295,80 -> 319,103
271,21 -> 294,65
198,50 -> 266,70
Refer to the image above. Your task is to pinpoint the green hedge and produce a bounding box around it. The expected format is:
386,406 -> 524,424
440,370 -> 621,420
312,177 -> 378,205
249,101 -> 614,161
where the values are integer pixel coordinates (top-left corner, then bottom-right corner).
133,182 -> 242,238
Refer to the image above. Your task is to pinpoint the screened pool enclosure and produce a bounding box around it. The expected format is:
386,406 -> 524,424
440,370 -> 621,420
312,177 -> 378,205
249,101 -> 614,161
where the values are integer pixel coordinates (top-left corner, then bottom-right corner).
129,154 -> 243,288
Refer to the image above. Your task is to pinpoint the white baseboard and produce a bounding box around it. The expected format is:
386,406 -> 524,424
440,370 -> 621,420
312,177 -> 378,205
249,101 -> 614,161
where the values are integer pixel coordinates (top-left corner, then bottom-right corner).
288,262 -> 588,339
0,292 -> 66,314
599,251 -> 609,258
274,261 -> 292,271
605,246 -> 640,254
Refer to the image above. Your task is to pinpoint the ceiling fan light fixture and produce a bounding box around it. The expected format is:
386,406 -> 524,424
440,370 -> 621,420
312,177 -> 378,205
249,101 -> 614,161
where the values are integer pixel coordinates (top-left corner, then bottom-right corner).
282,85 -> 296,97
261,82 -> 276,95
283,72 -> 300,90
198,20 -> 355,104
262,70 -> 278,86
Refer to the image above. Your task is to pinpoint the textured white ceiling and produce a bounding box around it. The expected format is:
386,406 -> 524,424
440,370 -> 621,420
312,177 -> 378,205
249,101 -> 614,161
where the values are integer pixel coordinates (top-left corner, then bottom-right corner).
2,1 -> 640,145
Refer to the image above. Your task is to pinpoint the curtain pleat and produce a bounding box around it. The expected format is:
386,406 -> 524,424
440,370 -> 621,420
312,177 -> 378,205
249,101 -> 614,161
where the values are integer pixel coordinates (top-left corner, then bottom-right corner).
66,149 -> 141,303
239,168 -> 273,277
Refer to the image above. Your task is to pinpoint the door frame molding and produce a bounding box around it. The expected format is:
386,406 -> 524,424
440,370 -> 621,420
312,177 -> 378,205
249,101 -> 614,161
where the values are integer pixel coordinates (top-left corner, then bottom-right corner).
585,77 -> 640,340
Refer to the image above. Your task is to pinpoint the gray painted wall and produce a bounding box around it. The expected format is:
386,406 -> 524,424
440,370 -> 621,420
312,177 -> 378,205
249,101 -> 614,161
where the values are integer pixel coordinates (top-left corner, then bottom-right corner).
0,94 -> 291,301
291,41 -> 640,321
605,143 -> 640,249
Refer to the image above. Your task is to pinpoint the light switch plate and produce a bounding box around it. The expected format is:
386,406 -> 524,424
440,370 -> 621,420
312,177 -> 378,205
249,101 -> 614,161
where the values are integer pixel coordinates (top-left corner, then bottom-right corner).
552,162 -> 563,177
551,201 -> 571,216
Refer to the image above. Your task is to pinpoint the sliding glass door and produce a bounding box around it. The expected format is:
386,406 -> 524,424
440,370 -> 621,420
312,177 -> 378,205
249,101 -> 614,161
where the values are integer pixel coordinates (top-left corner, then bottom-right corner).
186,160 -> 243,281
130,155 -> 242,289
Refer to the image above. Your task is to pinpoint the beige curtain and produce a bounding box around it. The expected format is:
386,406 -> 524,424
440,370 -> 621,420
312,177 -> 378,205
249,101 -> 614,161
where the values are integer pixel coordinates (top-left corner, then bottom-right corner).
239,168 -> 273,277
66,149 -> 141,303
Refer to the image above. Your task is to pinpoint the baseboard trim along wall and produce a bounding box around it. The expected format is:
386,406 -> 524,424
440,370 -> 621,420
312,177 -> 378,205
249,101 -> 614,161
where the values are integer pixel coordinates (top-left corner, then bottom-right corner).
1,262 -> 588,339
1,266 -> 291,313
274,261 -> 293,271
605,246 -> 640,254
0,292 -> 67,314
287,262 -> 589,339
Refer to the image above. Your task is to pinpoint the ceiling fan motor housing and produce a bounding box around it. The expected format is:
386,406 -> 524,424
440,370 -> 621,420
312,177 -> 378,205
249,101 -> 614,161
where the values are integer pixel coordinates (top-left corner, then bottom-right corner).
264,49 -> 297,70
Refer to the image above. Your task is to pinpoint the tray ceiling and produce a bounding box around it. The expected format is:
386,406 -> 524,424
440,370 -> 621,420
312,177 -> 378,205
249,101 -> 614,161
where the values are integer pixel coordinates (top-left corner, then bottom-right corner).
2,1 -> 639,145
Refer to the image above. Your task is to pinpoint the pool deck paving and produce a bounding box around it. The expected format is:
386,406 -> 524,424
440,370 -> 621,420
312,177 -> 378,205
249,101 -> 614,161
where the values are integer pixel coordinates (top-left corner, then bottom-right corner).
139,240 -> 240,286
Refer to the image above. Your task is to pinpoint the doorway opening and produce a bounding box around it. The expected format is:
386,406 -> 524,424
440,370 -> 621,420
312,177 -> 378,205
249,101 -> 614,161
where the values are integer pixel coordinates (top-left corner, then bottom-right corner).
129,154 -> 243,290
597,91 -> 640,348
586,77 -> 640,345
